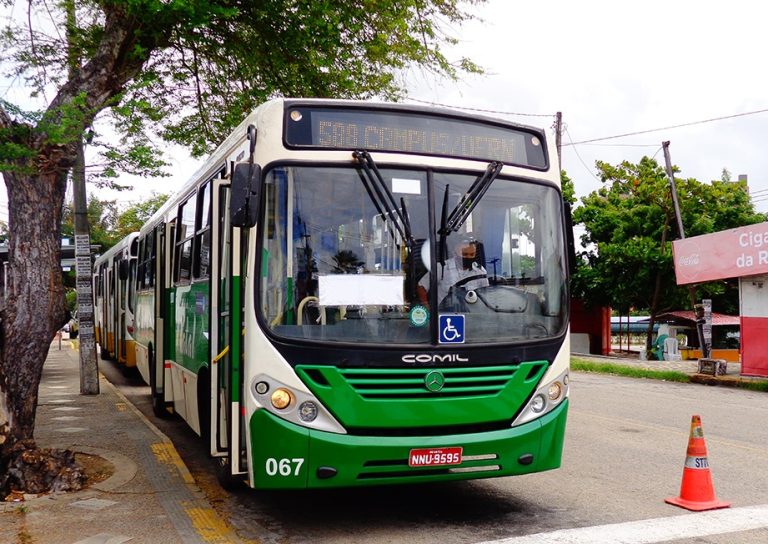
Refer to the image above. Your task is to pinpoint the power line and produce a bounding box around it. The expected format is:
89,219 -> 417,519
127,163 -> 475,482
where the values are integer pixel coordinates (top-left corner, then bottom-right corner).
564,107 -> 768,146
578,143 -> 660,148
564,127 -> 601,183
404,97 -> 553,118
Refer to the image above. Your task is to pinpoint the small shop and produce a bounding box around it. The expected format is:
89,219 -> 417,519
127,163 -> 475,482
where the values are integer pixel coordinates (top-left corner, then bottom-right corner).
673,222 -> 768,377
653,311 -> 740,362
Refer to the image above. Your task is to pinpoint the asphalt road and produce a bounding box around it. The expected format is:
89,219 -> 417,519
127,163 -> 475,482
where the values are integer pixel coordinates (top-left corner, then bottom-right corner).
101,361 -> 768,544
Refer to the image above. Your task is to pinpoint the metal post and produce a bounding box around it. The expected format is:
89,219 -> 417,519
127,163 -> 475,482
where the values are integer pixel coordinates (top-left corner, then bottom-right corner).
67,0 -> 99,393
662,141 -> 708,358
73,140 -> 99,394
555,112 -> 563,170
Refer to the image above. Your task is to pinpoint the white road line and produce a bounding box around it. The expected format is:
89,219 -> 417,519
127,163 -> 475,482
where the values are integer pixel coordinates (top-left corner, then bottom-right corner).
476,504 -> 768,544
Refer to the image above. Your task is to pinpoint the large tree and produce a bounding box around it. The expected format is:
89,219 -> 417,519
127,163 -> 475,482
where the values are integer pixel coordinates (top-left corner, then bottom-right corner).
572,157 -> 765,350
0,0 -> 484,493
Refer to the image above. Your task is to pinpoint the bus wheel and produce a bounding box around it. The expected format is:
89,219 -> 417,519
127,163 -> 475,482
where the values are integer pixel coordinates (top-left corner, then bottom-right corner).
213,457 -> 243,491
119,361 -> 137,378
99,347 -> 110,360
149,348 -> 168,418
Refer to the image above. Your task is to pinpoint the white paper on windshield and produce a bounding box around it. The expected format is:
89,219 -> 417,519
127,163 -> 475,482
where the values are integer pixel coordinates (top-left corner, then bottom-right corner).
319,275 -> 404,306
391,178 -> 421,195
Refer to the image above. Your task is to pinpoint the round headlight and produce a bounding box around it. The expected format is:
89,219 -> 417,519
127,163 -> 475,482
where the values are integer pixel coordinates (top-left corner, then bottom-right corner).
271,388 -> 292,409
255,381 -> 269,395
298,401 -> 319,422
548,382 -> 563,401
530,394 -> 546,413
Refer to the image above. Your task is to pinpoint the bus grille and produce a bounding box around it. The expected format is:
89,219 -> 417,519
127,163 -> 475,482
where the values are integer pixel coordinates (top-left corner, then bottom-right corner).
335,364 -> 530,400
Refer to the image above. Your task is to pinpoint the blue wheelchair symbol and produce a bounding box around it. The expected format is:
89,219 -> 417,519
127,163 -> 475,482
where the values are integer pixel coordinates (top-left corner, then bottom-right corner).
439,315 -> 465,344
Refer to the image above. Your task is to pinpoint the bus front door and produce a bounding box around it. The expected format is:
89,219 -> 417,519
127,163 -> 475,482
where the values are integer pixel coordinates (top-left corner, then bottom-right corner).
211,177 -> 248,483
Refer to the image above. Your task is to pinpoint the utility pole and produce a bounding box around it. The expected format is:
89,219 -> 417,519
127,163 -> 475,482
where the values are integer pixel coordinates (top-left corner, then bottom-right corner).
662,141 -> 708,359
66,0 -> 99,394
554,112 -> 563,170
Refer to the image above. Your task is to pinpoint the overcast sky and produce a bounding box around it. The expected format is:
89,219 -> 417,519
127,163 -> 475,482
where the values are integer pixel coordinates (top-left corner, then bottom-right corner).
4,0 -> 768,222
406,0 -> 768,212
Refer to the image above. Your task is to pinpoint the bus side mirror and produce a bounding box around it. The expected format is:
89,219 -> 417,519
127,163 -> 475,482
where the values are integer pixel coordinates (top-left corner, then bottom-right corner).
119,260 -> 130,280
564,200 -> 577,276
231,162 -> 261,228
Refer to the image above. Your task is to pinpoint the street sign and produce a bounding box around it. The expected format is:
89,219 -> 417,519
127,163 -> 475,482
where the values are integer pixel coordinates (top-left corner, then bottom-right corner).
74,234 -> 91,256
702,299 -> 712,358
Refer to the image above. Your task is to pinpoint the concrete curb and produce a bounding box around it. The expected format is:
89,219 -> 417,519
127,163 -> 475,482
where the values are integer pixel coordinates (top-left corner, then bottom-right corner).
572,353 -> 767,391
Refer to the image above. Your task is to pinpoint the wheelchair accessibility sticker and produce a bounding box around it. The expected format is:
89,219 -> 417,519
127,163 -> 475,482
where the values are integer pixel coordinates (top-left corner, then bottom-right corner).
439,314 -> 465,344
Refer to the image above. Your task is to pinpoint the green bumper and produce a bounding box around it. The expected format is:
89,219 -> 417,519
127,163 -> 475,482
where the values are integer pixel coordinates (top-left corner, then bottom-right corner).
249,398 -> 568,489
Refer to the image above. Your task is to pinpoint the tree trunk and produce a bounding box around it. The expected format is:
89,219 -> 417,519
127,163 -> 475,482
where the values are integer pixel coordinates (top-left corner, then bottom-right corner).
0,164 -> 69,458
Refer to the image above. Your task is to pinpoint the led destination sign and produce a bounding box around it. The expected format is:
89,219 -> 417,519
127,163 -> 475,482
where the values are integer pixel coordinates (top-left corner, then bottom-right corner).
285,106 -> 547,169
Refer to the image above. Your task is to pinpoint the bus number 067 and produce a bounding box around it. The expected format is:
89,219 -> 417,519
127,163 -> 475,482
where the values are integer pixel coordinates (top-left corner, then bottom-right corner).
265,457 -> 305,477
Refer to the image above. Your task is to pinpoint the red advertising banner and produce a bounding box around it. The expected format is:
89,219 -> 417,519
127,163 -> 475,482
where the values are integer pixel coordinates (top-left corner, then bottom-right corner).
672,222 -> 768,285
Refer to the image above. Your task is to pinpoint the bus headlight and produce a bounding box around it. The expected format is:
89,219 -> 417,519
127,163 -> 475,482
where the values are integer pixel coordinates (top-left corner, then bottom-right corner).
511,369 -> 569,427
271,388 -> 293,409
548,382 -> 563,401
298,401 -> 318,422
251,374 -> 346,434
255,381 -> 269,395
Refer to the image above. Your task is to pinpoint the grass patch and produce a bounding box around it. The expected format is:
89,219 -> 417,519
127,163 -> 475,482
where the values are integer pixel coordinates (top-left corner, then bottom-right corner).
571,358 -> 691,383
735,380 -> 768,392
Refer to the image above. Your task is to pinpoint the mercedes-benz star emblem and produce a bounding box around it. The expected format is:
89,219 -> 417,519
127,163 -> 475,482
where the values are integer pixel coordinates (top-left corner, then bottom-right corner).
424,370 -> 445,392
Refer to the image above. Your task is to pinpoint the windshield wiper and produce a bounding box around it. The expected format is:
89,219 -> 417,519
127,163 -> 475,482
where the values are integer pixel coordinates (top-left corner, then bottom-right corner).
442,161 -> 503,234
352,150 -> 414,248
437,161 -> 503,271
437,184 -> 451,272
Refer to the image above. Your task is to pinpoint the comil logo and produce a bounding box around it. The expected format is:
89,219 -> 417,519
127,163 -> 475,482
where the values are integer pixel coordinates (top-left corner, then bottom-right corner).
402,354 -> 469,364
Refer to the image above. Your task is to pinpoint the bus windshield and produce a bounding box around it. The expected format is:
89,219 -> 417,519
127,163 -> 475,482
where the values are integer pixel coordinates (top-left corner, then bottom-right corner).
259,164 -> 567,345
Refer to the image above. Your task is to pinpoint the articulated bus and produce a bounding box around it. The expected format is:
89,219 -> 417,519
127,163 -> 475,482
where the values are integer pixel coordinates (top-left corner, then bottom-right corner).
132,98 -> 573,489
93,232 -> 139,369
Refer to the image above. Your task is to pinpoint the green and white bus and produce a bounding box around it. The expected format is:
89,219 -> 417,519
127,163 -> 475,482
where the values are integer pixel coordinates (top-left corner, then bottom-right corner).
132,98 -> 573,489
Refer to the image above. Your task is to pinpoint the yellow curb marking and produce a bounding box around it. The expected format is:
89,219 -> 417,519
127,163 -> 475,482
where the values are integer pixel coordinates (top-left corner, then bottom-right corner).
185,504 -> 257,543
150,442 -> 195,484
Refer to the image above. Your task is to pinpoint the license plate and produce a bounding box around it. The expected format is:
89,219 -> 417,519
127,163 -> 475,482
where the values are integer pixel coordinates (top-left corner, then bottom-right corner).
408,447 -> 463,467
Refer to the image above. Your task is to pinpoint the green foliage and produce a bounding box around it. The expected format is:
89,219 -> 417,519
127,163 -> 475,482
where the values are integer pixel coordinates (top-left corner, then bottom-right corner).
113,193 -> 169,239
561,170 -> 576,205
132,0 -> 485,156
1,0 -> 484,176
572,157 -> 765,317
61,196 -> 120,253
65,289 -> 78,312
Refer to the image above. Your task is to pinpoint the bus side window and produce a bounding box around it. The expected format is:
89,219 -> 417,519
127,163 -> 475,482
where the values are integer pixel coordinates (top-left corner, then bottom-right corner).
175,193 -> 197,283
193,180 -> 212,280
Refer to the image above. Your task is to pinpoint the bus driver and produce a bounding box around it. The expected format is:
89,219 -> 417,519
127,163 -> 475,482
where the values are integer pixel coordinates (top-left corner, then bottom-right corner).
418,238 -> 489,306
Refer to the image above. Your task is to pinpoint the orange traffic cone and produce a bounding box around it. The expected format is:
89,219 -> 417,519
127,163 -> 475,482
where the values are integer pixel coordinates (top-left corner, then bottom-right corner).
665,415 -> 730,511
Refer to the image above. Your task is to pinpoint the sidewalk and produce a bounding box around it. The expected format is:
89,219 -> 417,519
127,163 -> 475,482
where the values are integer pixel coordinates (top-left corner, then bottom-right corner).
573,351 -> 768,389
0,341 -> 246,544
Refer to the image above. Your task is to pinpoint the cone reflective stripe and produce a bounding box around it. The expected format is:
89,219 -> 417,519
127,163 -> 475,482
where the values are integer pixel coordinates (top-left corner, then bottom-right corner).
665,415 -> 730,511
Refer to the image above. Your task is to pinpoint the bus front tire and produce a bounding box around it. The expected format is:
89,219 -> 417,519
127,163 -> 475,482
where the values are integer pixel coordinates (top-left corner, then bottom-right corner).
213,457 -> 243,491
